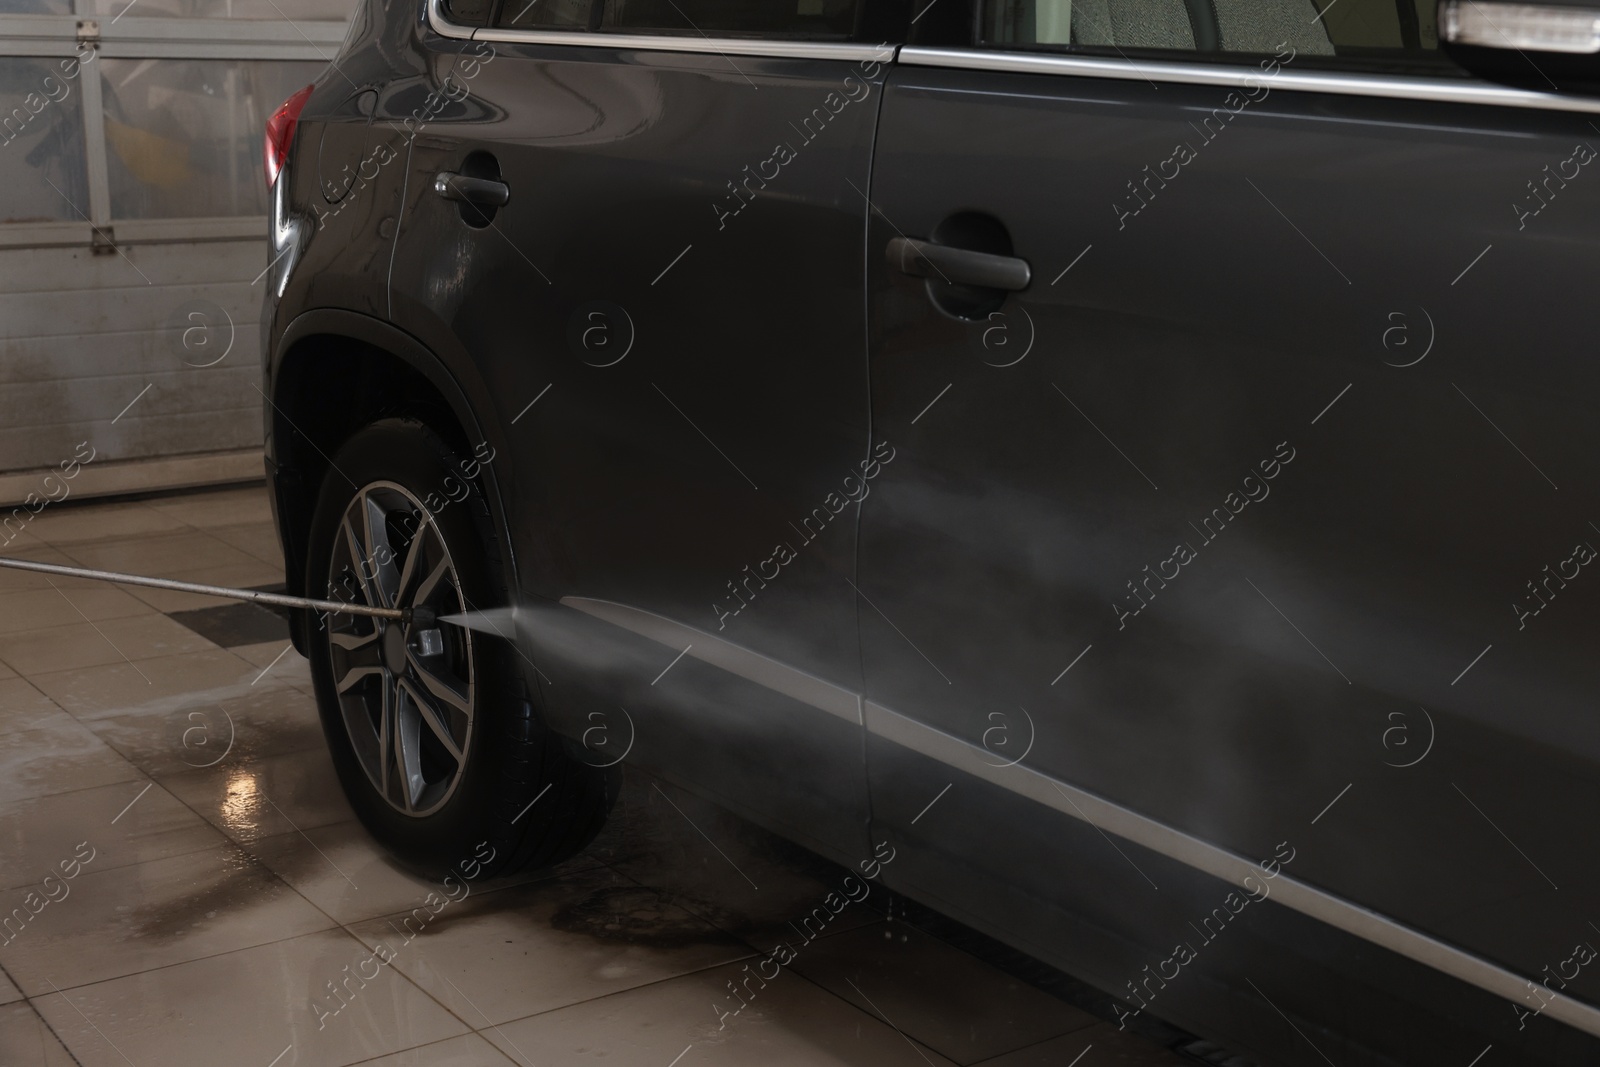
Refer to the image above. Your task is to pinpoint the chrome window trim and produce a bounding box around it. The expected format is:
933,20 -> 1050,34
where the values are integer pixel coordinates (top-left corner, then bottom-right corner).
563,594 -> 1600,1039
900,44 -> 1600,115
473,30 -> 894,61
427,0 -> 476,40
426,0 -> 895,61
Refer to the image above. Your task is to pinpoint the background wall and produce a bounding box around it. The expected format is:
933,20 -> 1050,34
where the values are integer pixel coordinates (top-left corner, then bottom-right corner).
0,1 -> 349,500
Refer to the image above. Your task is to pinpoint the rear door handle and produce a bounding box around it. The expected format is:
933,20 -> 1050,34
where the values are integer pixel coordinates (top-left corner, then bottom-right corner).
886,237 -> 1031,291
433,172 -> 510,207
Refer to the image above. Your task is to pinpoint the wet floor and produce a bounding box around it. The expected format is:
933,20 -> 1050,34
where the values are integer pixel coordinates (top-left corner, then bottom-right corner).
0,485 -> 1200,1066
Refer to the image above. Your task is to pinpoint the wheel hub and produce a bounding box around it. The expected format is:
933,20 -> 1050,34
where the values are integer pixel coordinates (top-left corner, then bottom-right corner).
381,622 -> 407,673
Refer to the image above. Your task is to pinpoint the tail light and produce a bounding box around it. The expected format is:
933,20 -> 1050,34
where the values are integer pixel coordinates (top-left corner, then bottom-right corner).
264,84 -> 315,188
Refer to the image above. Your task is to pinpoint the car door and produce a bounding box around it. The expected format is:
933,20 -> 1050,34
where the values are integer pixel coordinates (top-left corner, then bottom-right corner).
857,2 -> 1600,1063
384,0 -> 892,866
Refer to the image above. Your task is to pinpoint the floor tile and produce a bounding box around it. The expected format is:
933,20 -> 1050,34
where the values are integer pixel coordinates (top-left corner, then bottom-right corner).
785,922 -> 1096,1064
347,864 -> 752,1027
0,544 -> 104,594
157,747 -> 356,844
482,955 -> 957,1067
0,674 -> 53,716
63,530 -> 262,580
247,820 -> 572,926
0,780 -> 224,891
0,587 -> 155,636
144,487 -> 275,529
33,929 -> 467,1067
251,643 -> 310,684
0,623 -> 124,677
0,526 -> 50,552
0,842 -> 335,996
0,681 -> 143,805
75,681 -> 326,779
234,638 -> 306,675
116,561 -> 288,613
0,614 -> 217,676
0,1002 -> 76,1066
599,776 -> 884,950
971,1025 -> 1190,1066
21,501 -> 188,546
208,521 -> 287,567
245,821 -> 430,926
28,648 -> 264,718
353,1033 -> 517,1066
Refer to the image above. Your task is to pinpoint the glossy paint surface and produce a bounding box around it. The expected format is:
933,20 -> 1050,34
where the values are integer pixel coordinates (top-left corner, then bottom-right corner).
263,4 -> 1600,1065
857,63 -> 1600,1065
380,33 -> 889,865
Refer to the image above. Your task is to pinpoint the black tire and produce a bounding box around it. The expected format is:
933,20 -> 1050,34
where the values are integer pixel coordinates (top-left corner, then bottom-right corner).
304,417 -> 616,879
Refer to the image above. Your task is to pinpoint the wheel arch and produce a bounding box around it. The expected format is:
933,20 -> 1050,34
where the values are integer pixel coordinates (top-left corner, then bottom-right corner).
268,309 -> 515,648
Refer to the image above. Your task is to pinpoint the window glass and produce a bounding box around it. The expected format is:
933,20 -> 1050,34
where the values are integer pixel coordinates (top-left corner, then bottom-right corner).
0,56 -> 91,225
0,0 -> 72,13
603,0 -> 859,38
983,0 -> 1442,67
81,0 -> 354,18
447,0 -> 493,23
101,58 -> 324,219
492,0 -> 594,29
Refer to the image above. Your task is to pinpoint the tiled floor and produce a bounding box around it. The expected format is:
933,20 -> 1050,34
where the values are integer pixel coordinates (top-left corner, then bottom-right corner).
0,485 -> 1196,1067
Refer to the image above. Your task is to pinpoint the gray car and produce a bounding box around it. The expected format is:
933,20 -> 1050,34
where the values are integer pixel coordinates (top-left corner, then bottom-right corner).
262,1 -> 1600,1063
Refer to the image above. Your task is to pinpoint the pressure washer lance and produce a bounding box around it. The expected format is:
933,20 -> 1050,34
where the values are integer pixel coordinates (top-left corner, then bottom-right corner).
0,556 -> 436,626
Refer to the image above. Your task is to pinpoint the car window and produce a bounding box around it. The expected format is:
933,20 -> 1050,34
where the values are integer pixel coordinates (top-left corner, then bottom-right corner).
493,0 -> 595,29
444,0 -> 493,24
602,0 -> 860,38
982,0 -> 1444,70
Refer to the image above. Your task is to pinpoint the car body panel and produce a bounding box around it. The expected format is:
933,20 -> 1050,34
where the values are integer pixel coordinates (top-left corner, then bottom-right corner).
260,3 -> 1600,1062
856,57 -> 1600,1064
380,26 -> 892,864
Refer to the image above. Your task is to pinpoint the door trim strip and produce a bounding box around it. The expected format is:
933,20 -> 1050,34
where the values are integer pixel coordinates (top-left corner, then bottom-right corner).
899,45 -> 1600,115
560,597 -> 863,724
866,698 -> 1600,1038
426,0 -> 895,62
425,0 -> 475,41
559,593 -> 1600,1038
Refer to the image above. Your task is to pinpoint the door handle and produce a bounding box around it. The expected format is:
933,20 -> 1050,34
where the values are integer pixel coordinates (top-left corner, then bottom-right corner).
433,171 -> 510,207
886,237 -> 1031,292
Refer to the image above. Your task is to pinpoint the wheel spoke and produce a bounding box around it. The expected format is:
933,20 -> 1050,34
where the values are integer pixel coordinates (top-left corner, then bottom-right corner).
330,628 -> 382,686
377,677 -> 393,800
406,648 -> 470,714
412,551 -> 452,609
394,684 -> 426,809
329,630 -> 378,651
363,494 -> 401,609
394,521 -> 432,605
341,514 -> 382,609
336,664 -> 383,694
399,676 -> 464,763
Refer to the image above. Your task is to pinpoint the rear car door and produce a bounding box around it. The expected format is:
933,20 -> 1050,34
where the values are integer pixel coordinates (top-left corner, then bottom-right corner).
857,3 -> 1600,1063
384,0 -> 892,866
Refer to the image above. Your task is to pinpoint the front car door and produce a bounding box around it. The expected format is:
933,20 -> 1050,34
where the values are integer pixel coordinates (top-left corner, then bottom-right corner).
857,3 -> 1600,1064
384,0 -> 894,866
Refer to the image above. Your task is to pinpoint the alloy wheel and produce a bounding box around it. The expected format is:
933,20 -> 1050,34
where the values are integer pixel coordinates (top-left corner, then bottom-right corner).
323,481 -> 475,817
